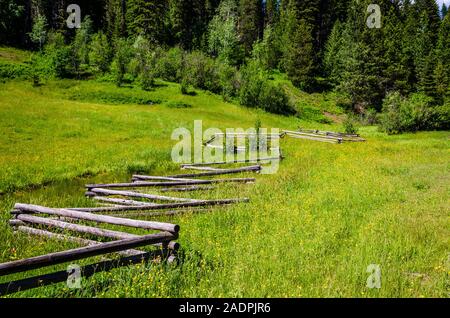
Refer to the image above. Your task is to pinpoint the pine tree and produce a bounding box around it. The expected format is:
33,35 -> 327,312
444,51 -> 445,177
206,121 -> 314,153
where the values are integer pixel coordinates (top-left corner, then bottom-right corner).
238,0 -> 264,56
207,0 -> 243,65
442,3 -> 449,19
105,0 -> 127,39
333,0 -> 387,111
414,0 -> 441,100
324,20 -> 344,85
89,31 -> 112,74
70,16 -> 93,77
383,5 -> 410,94
434,14 -> 450,103
169,0 -> 211,49
126,0 -> 168,44
0,0 -> 25,45
284,17 -> 315,90
264,0 -> 279,26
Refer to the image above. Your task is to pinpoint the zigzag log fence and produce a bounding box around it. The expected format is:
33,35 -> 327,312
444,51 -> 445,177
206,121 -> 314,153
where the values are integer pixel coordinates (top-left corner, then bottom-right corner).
0,162 -> 259,296
0,127 -> 364,296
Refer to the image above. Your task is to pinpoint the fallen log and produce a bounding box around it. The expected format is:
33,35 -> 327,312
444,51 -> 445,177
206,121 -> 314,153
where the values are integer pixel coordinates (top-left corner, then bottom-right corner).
86,178 -> 256,189
0,231 -> 177,276
13,203 -> 180,233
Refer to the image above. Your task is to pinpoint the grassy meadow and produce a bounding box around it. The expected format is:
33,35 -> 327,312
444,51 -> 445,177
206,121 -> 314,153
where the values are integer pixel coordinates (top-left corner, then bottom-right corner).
0,66 -> 449,297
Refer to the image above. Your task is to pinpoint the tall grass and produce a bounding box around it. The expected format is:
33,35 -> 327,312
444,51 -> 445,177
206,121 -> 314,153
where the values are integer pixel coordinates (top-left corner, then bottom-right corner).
0,79 -> 448,297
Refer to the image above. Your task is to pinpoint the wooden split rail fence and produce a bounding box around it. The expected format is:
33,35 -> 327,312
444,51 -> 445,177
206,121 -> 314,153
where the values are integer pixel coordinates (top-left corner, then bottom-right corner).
282,128 -> 366,144
0,162 -> 262,296
1,127 -> 365,295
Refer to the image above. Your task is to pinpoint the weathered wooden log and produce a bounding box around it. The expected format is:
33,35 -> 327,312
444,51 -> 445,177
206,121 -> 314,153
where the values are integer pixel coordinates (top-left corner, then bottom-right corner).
86,178 -> 256,189
13,203 -> 180,233
13,214 -> 139,240
0,251 -> 164,296
212,132 -> 283,138
0,231 -> 177,276
12,220 -> 180,252
160,186 -> 215,192
298,128 -> 360,138
180,156 -> 283,167
205,144 -> 246,152
87,188 -> 201,203
181,165 -> 261,172
108,208 -> 212,218
284,131 -> 341,144
171,166 -> 261,178
91,196 -> 155,206
12,226 -> 143,257
60,197 -> 249,213
154,241 -> 180,251
283,130 -> 343,142
131,176 -> 199,182
180,166 -> 223,171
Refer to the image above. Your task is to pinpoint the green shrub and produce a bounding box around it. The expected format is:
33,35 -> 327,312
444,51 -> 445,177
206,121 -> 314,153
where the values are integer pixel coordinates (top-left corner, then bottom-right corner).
165,101 -> 192,108
180,78 -> 190,95
111,39 -> 133,87
155,47 -> 183,82
0,61 -> 29,79
259,82 -> 295,115
183,51 -> 220,93
379,92 -> 449,134
239,61 -> 265,108
239,60 -> 293,115
216,61 -> 239,99
342,116 -> 359,134
89,32 -> 112,75
69,90 -> 162,105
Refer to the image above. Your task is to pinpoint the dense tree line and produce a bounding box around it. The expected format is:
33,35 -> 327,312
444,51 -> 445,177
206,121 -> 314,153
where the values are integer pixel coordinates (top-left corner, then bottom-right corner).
1,0 -> 449,132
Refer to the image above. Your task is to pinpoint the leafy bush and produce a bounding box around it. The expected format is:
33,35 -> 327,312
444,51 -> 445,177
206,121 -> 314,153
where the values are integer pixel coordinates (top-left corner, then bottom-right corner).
342,116 -> 359,134
0,61 -> 29,79
183,51 -> 220,93
379,92 -> 450,134
239,61 -> 266,108
259,82 -> 295,115
69,90 -> 162,105
89,32 -> 112,75
180,78 -> 190,95
155,47 -> 183,83
111,39 -> 133,87
216,61 -> 239,99
165,101 -> 192,108
239,60 -> 294,115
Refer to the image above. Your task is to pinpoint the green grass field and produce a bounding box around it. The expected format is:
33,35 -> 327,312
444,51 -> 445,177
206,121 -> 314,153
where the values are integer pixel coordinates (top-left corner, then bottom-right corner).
0,72 -> 449,297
